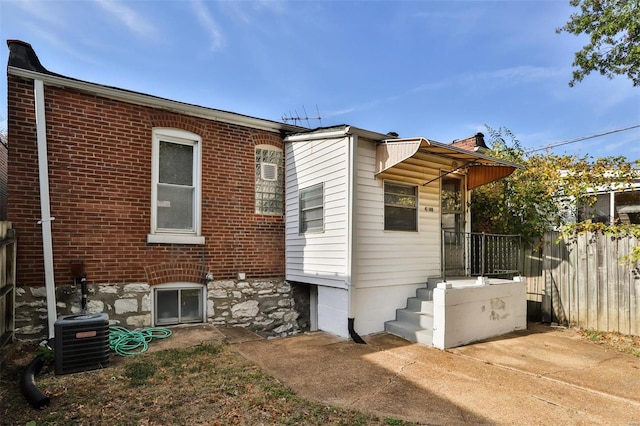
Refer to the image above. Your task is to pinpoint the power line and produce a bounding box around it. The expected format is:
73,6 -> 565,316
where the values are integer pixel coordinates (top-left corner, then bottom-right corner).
525,124 -> 640,153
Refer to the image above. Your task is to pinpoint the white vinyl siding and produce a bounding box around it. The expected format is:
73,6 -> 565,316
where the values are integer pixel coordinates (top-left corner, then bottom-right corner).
353,141 -> 446,288
285,137 -> 349,288
284,129 -> 469,335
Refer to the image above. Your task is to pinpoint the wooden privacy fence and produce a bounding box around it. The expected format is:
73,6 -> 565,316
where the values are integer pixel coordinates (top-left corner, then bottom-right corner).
0,221 -> 17,347
524,231 -> 640,335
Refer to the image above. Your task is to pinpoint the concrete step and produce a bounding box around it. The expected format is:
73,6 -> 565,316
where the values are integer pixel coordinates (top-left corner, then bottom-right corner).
396,308 -> 434,328
414,288 -> 434,302
384,320 -> 433,346
427,277 -> 444,289
406,297 -> 434,313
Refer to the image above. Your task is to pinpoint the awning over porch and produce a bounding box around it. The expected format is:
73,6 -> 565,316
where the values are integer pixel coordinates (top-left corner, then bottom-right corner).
375,137 -> 523,189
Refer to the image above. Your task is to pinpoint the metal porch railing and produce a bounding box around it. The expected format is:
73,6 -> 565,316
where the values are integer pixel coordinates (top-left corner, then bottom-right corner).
442,231 -> 521,282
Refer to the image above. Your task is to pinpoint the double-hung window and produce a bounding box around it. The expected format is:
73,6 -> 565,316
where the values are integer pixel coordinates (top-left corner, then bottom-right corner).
148,128 -> 204,244
299,183 -> 324,233
384,181 -> 418,231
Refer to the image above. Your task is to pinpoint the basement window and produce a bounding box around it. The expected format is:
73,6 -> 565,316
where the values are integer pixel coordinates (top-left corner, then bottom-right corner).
153,283 -> 205,326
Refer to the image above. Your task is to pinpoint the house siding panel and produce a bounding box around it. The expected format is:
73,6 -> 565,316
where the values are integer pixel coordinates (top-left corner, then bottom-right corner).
285,137 -> 349,288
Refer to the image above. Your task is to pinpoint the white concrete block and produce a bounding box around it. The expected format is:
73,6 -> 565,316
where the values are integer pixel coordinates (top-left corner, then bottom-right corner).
115,298 -> 138,314
124,283 -> 149,293
231,300 -> 259,318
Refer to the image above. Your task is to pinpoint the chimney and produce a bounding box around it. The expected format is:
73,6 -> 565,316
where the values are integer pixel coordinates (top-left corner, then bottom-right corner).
6,40 -> 49,73
451,132 -> 489,153
474,132 -> 488,149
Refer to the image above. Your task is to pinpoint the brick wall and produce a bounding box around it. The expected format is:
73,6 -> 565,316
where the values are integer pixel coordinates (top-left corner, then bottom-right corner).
7,75 -> 285,290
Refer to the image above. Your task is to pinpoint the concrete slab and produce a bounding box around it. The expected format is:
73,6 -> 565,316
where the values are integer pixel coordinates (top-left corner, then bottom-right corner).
232,324 -> 640,424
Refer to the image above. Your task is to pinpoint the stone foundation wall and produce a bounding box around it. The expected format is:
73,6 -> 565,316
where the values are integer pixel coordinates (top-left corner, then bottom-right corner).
14,279 -> 310,342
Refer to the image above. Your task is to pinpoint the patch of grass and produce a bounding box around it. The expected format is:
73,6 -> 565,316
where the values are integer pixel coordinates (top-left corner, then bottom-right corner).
1,341 -> 391,425
124,361 -> 156,386
384,417 -> 417,425
262,383 -> 298,400
33,344 -> 55,364
579,329 -> 640,357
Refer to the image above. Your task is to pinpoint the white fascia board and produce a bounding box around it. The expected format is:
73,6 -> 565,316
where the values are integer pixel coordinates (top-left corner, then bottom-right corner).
8,66 -> 302,134
285,125 -> 388,143
285,127 -> 352,142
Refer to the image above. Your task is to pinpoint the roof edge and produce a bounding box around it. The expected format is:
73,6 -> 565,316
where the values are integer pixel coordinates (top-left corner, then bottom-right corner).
6,41 -> 303,134
285,125 -> 389,142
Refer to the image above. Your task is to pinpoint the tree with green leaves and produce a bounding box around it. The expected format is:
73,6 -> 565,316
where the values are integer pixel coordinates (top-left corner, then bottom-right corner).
471,126 -> 640,256
557,0 -> 640,86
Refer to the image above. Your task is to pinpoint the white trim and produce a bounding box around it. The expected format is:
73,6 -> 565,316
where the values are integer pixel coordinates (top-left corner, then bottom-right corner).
146,234 -> 205,245
8,66 -> 301,134
609,192 -> 616,225
150,128 -> 204,242
34,79 -> 57,338
284,125 -> 389,143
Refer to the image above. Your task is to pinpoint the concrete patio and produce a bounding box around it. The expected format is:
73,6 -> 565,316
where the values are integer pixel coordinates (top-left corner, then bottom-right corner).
229,323 -> 639,424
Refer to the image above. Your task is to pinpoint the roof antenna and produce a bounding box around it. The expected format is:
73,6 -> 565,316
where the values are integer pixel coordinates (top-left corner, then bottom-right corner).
282,105 -> 322,127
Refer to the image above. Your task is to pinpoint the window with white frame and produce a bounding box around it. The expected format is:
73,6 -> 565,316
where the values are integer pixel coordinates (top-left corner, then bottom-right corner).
148,128 -> 203,244
153,283 -> 205,326
577,189 -> 640,225
384,181 -> 418,231
299,183 -> 324,233
255,145 -> 283,215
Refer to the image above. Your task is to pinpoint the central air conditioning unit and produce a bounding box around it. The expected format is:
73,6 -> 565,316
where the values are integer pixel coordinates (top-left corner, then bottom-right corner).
54,313 -> 110,375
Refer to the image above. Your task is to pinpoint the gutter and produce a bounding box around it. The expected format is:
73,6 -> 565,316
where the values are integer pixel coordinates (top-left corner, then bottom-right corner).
34,79 -> 57,339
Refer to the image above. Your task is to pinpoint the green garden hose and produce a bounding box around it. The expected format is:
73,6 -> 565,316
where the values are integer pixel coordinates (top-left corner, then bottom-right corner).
109,326 -> 172,357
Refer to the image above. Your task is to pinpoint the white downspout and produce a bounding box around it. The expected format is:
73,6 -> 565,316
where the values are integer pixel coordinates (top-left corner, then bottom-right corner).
346,133 -> 364,342
346,134 -> 355,316
34,79 -> 57,339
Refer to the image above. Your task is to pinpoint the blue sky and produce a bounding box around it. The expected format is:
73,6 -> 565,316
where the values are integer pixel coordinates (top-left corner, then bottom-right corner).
1,0 -> 639,160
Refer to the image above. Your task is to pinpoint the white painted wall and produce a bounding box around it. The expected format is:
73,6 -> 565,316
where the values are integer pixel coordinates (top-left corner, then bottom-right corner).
285,136 -> 350,289
317,285 -> 349,338
353,284 -> 424,335
432,280 -> 527,349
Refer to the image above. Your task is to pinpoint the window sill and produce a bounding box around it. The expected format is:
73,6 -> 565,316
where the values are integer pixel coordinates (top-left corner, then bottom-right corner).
147,234 -> 206,245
